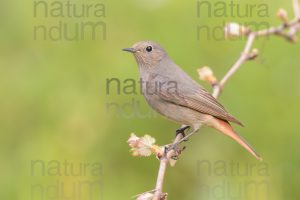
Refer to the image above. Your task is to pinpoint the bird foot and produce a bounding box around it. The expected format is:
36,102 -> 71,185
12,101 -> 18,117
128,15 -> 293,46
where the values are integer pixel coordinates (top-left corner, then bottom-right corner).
175,126 -> 190,141
164,143 -> 186,159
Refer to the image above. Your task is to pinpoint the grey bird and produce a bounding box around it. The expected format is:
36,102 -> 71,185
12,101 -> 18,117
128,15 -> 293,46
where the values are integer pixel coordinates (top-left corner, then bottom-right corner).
123,41 -> 261,160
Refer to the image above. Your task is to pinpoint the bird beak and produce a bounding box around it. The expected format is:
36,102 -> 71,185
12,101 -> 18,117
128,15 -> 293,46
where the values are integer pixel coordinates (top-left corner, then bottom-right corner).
122,48 -> 136,53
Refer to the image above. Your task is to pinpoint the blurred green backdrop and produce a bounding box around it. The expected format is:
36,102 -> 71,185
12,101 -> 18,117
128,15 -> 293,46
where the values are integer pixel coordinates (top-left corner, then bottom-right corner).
1,0 -> 300,199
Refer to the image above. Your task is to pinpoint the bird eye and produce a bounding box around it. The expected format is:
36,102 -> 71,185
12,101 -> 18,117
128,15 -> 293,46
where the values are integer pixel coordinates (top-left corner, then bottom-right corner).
146,46 -> 152,52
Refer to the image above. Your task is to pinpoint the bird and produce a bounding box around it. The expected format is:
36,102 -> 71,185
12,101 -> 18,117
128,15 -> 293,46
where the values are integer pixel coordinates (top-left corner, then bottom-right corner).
123,41 -> 262,160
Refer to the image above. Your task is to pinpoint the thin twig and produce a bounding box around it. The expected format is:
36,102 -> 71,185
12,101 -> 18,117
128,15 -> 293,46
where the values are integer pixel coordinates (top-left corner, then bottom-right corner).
153,156 -> 168,199
153,134 -> 183,200
213,33 -> 256,97
290,0 -> 300,36
293,0 -> 300,17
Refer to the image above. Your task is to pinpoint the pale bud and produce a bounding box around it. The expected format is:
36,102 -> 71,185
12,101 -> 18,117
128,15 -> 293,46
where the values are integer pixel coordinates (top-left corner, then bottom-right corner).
136,192 -> 154,200
197,66 -> 217,85
127,133 -> 140,148
128,134 -> 163,157
277,8 -> 288,24
248,48 -> 259,60
135,191 -> 167,200
224,23 -> 250,38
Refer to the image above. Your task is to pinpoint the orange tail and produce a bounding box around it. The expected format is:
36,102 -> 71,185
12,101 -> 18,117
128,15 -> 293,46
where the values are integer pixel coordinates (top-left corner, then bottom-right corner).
210,118 -> 262,161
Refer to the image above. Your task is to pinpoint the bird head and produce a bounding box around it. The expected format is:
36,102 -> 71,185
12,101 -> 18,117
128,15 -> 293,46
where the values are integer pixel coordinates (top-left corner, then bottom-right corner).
123,41 -> 168,67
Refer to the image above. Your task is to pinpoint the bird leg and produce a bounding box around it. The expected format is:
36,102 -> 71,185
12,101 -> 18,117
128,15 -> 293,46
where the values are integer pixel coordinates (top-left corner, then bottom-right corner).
175,125 -> 190,138
169,128 -> 199,151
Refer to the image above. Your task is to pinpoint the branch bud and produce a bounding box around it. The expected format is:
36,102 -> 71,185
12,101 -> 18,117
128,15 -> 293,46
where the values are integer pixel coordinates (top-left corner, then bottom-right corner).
287,30 -> 298,43
277,8 -> 289,24
136,192 -> 154,200
224,23 -> 250,38
197,66 -> 217,85
248,48 -> 259,60
128,133 -> 164,157
135,191 -> 167,200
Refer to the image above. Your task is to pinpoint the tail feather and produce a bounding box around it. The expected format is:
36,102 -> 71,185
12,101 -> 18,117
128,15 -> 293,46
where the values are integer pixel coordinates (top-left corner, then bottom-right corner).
211,118 -> 262,161
226,115 -> 244,127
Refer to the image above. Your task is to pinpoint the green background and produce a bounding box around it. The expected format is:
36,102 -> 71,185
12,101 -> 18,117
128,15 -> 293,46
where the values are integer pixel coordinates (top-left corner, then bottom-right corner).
1,0 -> 300,199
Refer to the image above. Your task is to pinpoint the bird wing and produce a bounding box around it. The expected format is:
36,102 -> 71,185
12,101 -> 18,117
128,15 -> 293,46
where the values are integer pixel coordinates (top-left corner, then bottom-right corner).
150,73 -> 243,126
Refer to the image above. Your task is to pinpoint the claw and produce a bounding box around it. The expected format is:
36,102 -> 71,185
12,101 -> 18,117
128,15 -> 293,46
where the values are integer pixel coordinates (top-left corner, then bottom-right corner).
175,126 -> 190,141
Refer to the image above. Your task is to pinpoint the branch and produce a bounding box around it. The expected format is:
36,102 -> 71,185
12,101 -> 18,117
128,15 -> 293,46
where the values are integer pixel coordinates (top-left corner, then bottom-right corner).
293,0 -> 300,18
131,2 -> 300,199
212,33 -> 256,98
152,153 -> 168,200
290,0 -> 300,36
